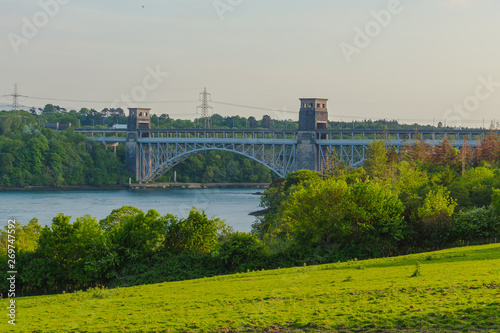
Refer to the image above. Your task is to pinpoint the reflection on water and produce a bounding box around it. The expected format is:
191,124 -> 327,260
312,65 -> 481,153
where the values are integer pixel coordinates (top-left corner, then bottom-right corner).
0,188 -> 262,232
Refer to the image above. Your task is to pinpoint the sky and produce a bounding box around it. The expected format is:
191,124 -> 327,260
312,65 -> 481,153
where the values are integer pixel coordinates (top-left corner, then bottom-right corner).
1,0 -> 500,127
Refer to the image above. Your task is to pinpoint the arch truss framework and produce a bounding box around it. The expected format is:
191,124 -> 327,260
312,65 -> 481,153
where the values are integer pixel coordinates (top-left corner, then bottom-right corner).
137,141 -> 296,183
318,144 -> 367,171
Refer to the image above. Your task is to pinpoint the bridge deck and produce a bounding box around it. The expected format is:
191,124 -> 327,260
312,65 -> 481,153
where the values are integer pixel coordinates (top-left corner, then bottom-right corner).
77,127 -> 494,146
74,127 -> 497,182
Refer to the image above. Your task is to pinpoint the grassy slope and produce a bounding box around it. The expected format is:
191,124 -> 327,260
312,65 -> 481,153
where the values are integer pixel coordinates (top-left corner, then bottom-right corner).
2,244 -> 500,333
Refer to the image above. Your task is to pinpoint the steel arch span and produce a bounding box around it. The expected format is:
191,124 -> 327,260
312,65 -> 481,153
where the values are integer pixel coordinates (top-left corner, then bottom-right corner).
137,141 -> 296,183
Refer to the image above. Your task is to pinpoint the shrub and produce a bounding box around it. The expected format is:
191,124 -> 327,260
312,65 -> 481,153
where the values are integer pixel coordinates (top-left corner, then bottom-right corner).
218,232 -> 265,271
414,188 -> 457,248
271,179 -> 405,258
163,208 -> 232,255
453,205 -> 500,242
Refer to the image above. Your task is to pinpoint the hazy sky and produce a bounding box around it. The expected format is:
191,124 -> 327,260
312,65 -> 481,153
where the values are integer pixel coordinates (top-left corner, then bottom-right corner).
2,0 -> 500,127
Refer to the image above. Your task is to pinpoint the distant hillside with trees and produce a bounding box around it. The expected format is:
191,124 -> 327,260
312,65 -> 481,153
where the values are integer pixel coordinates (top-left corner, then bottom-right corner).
0,111 -> 129,186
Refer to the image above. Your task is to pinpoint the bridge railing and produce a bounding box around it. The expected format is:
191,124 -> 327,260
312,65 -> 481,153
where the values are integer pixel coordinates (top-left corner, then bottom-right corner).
76,127 -> 496,144
316,129 -> 493,142
138,128 -> 298,140
75,128 -> 127,139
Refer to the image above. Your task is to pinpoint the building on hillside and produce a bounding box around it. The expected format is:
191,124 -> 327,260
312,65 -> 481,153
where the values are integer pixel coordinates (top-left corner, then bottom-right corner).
45,122 -> 72,131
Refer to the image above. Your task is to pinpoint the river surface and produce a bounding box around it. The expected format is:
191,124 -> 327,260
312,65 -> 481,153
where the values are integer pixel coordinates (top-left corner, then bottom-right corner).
0,188 -> 262,232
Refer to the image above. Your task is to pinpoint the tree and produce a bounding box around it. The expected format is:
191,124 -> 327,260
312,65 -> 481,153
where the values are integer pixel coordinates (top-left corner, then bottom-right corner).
415,188 -> 457,247
0,218 -> 41,253
272,178 -> 405,257
43,104 -> 58,114
492,188 -> 500,217
248,116 -> 258,128
163,208 -> 232,255
401,134 -> 430,164
453,206 -> 500,242
218,233 -> 264,270
364,140 -> 388,179
261,115 -> 272,129
431,137 -> 460,168
110,209 -> 165,259
99,206 -> 143,232
476,129 -> 500,164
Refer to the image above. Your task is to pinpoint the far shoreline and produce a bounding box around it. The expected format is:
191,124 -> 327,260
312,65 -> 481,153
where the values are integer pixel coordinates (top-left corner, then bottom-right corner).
0,183 -> 270,192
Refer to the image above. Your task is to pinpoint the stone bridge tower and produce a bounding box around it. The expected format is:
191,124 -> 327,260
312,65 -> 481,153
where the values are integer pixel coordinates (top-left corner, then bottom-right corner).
126,108 -> 151,178
296,98 -> 328,171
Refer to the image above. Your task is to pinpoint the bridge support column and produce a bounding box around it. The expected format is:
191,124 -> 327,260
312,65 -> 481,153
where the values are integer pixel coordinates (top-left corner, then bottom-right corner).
125,108 -> 151,182
296,131 -> 317,171
126,132 -> 139,180
295,98 -> 328,173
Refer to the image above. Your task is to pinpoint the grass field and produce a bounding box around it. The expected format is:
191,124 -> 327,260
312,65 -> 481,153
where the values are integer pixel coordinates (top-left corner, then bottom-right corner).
2,244 -> 500,332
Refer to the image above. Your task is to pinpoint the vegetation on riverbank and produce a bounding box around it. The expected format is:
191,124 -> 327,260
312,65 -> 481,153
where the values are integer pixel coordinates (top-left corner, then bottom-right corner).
0,111 -> 130,186
1,243 -> 499,332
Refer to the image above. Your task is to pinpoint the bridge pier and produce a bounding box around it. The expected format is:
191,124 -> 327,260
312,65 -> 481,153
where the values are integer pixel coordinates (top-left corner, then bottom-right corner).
296,131 -> 317,171
125,108 -> 152,180
126,132 -> 138,178
295,98 -> 328,173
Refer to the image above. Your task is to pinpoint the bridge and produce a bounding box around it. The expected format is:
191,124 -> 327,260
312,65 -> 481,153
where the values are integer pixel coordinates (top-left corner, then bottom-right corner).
75,98 -> 491,183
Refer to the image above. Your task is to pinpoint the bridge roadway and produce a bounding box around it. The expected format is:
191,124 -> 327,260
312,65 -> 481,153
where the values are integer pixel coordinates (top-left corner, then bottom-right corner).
75,127 -> 492,182
77,127 -> 489,146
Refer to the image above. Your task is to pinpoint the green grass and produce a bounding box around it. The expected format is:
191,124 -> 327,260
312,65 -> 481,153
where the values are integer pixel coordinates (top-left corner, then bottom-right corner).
2,244 -> 500,332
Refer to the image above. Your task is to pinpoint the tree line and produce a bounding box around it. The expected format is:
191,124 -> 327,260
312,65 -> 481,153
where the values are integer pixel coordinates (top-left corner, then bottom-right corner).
29,103 -> 453,131
0,207 -> 262,295
0,111 -> 130,186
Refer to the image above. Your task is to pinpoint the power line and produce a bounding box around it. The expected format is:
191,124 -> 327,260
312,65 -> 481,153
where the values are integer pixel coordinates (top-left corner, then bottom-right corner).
21,95 -> 199,104
1,88 -> 498,127
211,100 -> 297,113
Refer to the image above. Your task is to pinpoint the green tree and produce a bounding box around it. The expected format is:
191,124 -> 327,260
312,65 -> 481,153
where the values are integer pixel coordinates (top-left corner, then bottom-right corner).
164,208 -> 232,255
415,188 -> 457,248
272,178 -> 405,257
218,232 -> 265,271
99,206 -> 143,232
35,214 -> 105,288
111,209 -> 165,259
453,206 -> 500,242
261,115 -> 272,129
365,140 -> 388,179
492,188 -> 500,217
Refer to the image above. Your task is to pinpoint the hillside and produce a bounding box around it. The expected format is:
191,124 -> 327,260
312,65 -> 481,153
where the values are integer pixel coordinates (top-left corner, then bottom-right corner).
2,244 -> 499,332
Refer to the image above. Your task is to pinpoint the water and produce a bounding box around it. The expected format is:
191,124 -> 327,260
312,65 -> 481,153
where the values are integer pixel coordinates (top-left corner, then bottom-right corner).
0,188 -> 263,232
